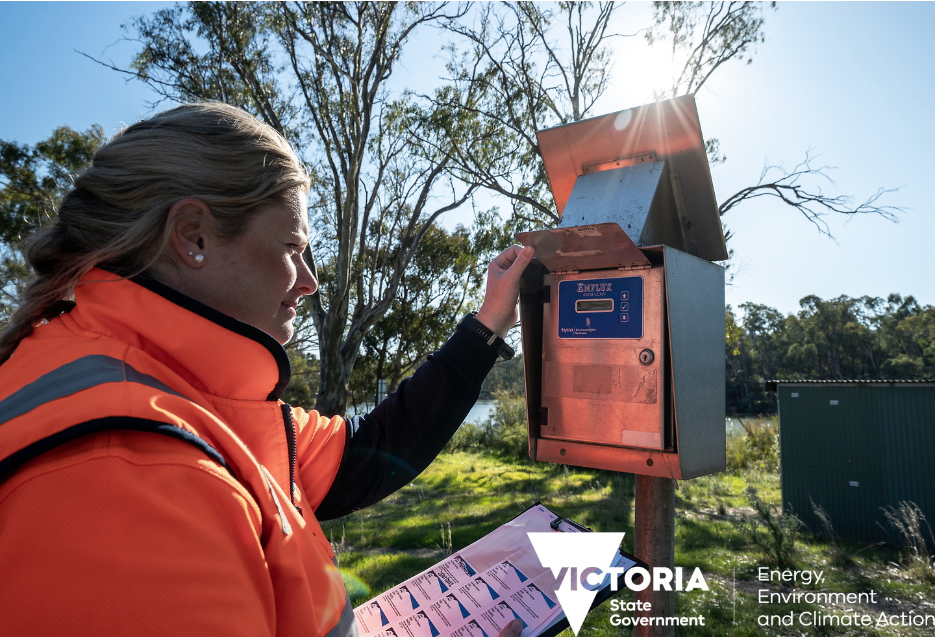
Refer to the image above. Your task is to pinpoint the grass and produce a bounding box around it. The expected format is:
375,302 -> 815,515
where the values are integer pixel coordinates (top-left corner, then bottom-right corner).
322,453 -> 636,600
321,420 -> 935,636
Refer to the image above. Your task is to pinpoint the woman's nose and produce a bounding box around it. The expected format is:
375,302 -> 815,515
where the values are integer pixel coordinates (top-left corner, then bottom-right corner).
298,254 -> 318,295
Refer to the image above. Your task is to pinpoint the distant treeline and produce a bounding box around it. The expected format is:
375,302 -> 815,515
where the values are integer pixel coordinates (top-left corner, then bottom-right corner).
726,294 -> 933,414
480,294 -> 934,415
479,355 -> 525,401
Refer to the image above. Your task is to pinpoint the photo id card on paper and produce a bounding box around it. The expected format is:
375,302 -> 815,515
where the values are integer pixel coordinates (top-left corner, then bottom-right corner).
427,594 -> 473,629
484,561 -> 530,592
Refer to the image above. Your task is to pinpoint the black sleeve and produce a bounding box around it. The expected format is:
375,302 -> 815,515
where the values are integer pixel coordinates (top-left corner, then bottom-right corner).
315,324 -> 500,520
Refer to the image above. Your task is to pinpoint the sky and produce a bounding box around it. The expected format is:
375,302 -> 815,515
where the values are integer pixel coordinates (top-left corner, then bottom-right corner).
0,1 -> 934,317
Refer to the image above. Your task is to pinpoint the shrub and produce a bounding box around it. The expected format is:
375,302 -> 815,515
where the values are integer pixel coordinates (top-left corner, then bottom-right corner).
444,389 -> 529,458
744,486 -> 801,568
483,389 -> 529,458
726,416 -> 779,473
882,501 -> 935,582
810,498 -> 854,568
444,421 -> 487,453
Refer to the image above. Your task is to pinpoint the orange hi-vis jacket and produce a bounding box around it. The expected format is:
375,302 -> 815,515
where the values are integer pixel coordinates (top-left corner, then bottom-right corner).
0,269 -> 354,636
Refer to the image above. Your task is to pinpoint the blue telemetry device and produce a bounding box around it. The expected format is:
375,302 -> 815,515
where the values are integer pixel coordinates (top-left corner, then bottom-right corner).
558,276 -> 643,339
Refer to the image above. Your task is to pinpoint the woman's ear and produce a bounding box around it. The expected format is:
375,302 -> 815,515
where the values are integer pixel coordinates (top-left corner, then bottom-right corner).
166,198 -> 214,268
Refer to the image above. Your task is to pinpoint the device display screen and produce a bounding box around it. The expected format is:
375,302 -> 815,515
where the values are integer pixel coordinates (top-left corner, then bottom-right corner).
558,276 -> 643,339
575,299 -> 614,313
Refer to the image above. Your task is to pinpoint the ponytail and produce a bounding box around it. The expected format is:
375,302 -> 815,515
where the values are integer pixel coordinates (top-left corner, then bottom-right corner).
0,102 -> 309,364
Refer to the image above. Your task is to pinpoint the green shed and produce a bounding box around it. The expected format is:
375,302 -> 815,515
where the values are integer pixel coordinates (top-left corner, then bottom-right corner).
766,380 -> 934,547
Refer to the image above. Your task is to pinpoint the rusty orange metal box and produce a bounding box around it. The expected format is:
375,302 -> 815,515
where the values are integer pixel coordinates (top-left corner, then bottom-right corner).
515,96 -> 726,479
516,228 -> 725,479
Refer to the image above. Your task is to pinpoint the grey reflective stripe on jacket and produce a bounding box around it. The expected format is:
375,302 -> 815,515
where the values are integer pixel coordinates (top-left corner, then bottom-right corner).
0,354 -> 234,478
0,355 -> 187,426
328,598 -> 361,637
0,352 -> 359,634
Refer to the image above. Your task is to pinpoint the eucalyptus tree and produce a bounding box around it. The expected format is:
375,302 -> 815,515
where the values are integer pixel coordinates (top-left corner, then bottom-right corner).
726,294 -> 934,414
0,125 -> 105,327
348,222 -> 489,409
647,1 -> 901,236
118,1 -> 495,415
867,295 -> 935,379
725,307 -> 761,414
432,1 -> 628,228
440,1 -> 900,241
5,1 -> 908,415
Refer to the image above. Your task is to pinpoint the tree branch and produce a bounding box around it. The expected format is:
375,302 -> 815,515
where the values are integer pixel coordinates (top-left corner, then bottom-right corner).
719,150 -> 905,237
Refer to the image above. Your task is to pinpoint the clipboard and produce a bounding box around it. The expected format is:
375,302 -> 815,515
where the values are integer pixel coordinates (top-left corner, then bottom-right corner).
353,502 -> 647,637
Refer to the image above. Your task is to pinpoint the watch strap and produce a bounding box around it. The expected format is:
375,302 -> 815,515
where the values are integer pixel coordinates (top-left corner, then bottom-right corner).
460,312 -> 515,361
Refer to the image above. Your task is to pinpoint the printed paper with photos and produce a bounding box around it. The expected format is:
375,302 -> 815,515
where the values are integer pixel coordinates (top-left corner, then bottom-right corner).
353,504 -> 605,637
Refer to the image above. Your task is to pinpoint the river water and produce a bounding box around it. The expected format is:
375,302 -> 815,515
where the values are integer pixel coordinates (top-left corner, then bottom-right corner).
357,398 -> 758,433
464,399 -> 497,425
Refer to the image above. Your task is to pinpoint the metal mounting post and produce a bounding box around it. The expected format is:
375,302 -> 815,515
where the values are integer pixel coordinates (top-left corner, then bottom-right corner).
634,474 -> 675,637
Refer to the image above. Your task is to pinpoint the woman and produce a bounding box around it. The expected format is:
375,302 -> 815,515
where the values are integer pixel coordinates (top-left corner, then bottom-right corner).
0,103 -> 533,636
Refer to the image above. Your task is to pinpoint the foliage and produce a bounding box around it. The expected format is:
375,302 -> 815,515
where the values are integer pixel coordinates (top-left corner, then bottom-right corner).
0,126 -> 105,328
726,294 -> 934,414
744,485 -> 800,568
482,389 -> 529,458
282,347 -> 321,411
724,416 -> 778,473
724,304 -> 776,414
322,448 -> 934,636
444,388 -> 528,459
443,421 -> 485,455
438,1 -> 627,229
882,501 -> 935,583
116,1 -> 491,415
348,223 -> 487,409
810,498 -> 855,569
479,354 -> 524,400
648,0 -> 772,99
0,125 -> 105,247
0,255 -> 30,333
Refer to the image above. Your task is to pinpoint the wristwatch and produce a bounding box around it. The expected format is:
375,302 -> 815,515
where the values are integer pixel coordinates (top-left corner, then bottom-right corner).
460,312 -> 515,361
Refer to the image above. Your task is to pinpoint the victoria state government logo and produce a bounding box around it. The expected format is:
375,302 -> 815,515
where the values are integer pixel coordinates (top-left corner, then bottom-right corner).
527,532 -> 709,636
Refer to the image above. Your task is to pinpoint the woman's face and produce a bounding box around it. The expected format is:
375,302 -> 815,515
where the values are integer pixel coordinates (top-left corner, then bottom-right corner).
189,189 -> 317,344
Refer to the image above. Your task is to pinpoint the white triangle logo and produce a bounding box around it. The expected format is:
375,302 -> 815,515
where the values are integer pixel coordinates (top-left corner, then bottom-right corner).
527,532 -> 624,636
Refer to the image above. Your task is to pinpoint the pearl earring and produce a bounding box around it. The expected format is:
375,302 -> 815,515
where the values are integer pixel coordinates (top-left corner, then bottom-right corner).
188,251 -> 205,264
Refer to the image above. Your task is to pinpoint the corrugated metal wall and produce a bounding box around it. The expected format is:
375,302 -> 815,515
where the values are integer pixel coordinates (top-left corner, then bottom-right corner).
778,383 -> 934,546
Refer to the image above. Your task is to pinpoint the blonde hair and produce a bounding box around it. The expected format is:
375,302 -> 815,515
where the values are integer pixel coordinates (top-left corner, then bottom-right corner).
0,102 -> 310,364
